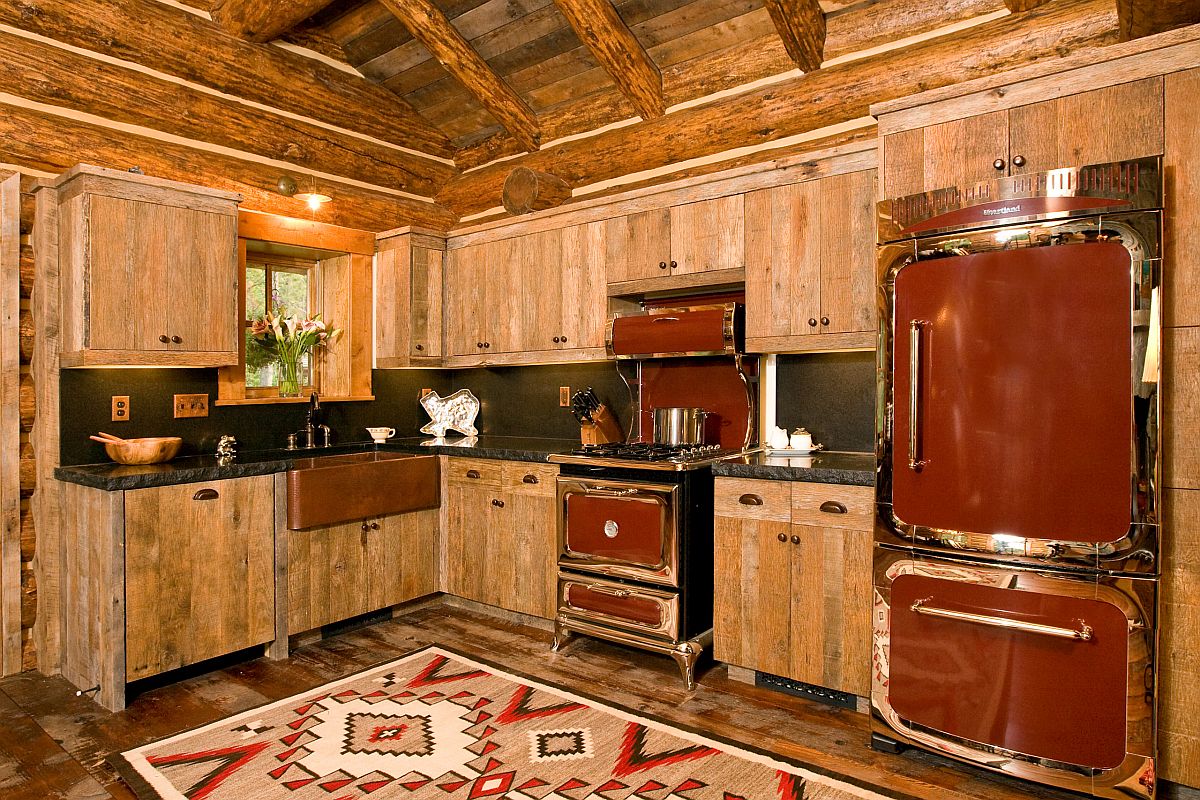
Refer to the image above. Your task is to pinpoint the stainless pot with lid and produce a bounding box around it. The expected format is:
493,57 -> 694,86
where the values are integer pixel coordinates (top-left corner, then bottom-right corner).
652,407 -> 710,445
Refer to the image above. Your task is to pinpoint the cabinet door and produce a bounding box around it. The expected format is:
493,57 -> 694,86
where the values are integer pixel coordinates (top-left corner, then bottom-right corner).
367,509 -> 439,611
482,237 -> 521,353
517,229 -> 563,352
374,237 -> 410,364
789,524 -> 873,696
670,195 -> 745,275
1008,78 -> 1164,175
605,209 -> 670,283
87,196 -> 171,353
819,169 -> 877,334
444,243 -> 487,357
558,221 -> 607,350
881,111 -> 1009,198
744,182 -> 822,341
288,519 -> 371,635
125,476 -> 274,680
444,481 -> 494,603
713,514 -> 793,677
410,245 -> 443,358
494,491 -> 557,618
165,204 -> 238,354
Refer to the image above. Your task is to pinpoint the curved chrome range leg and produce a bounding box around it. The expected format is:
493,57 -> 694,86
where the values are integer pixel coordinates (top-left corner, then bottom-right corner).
551,622 -> 574,653
671,631 -> 713,691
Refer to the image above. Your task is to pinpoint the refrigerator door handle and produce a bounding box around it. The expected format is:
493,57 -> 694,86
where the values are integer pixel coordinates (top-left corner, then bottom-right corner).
910,597 -> 1094,641
909,319 -> 929,471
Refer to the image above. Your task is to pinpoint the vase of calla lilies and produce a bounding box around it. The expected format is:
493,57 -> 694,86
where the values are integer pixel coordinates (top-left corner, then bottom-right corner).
249,307 -> 342,397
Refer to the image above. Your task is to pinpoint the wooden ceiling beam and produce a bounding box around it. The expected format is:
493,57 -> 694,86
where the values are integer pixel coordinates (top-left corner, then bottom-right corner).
764,0 -> 826,72
0,103 -> 457,232
377,0 -> 541,152
0,0 -> 454,157
1004,1 -> 1051,10
209,0 -> 335,43
437,0 -> 1116,216
1117,0 -> 1200,40
551,0 -> 664,119
0,31 -> 455,196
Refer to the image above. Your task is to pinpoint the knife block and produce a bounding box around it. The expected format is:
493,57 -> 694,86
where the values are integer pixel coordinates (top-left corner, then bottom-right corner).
580,404 -> 623,445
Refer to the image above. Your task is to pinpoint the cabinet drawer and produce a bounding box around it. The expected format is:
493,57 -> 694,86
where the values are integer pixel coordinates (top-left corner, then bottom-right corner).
559,575 -> 679,641
791,482 -> 874,530
714,478 -> 790,522
503,461 -> 559,496
445,457 -> 502,487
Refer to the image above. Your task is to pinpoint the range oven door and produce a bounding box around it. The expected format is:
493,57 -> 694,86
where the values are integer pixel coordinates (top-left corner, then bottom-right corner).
872,549 -> 1156,799
557,476 -> 679,587
557,574 -> 679,642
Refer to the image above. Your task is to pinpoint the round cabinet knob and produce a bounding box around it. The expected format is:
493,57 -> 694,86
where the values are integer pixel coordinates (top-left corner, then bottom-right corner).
370,521 -> 380,530
476,342 -> 484,348
820,316 -> 830,326
553,336 -> 561,343
1012,154 -> 1027,168
171,335 -> 182,344
659,261 -> 669,270
361,522 -> 370,532
670,260 -> 678,269
159,334 -> 170,343
808,318 -> 818,327
790,534 -> 801,545
491,498 -> 505,508
777,533 -> 788,543
415,344 -> 424,351
559,336 -> 567,344
993,158 -> 1007,171
483,342 -> 490,349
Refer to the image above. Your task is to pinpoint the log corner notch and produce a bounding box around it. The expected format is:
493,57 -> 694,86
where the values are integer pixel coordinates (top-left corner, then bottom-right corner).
502,167 -> 571,215
209,0 -> 337,42
1116,0 -> 1200,41
552,0 -> 664,119
379,0 -> 541,153
765,0 -> 827,73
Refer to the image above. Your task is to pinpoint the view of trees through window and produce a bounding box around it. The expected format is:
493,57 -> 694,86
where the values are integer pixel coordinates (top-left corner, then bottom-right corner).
245,258 -> 314,389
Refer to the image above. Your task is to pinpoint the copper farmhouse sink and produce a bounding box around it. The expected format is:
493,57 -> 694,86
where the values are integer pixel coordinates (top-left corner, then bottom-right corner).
286,452 -> 440,530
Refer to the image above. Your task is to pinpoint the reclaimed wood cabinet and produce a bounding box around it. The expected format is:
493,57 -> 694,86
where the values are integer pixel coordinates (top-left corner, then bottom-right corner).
444,237 -> 519,362
443,457 -> 557,619
376,226 -> 445,366
605,196 -> 745,288
880,78 -> 1164,198
58,474 -> 276,711
713,477 -> 874,697
287,508 -> 439,635
54,165 -> 240,367
744,169 -> 876,353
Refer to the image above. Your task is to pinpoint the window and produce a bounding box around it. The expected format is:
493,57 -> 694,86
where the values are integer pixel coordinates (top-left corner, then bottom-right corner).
244,252 -> 316,395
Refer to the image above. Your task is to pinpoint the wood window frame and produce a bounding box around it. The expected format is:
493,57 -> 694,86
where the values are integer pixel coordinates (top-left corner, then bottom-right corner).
217,212 -> 376,406
242,251 -> 320,399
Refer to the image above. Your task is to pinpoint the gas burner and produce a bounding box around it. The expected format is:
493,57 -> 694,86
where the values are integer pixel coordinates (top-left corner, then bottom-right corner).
555,442 -> 747,470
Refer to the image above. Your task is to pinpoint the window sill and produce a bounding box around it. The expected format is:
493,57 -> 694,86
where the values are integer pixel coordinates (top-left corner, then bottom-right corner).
214,395 -> 375,406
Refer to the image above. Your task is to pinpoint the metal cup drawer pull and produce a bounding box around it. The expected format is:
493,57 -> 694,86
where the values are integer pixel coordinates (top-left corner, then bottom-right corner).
192,488 -> 219,501
522,474 -> 539,484
819,500 -> 847,514
739,494 -> 764,506
603,520 -> 619,539
465,469 -> 481,479
910,597 -> 1094,641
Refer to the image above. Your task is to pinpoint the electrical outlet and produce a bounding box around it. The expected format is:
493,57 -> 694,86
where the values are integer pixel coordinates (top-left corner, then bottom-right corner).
559,386 -> 571,407
420,387 -> 433,399
111,395 -> 130,422
174,393 -> 209,419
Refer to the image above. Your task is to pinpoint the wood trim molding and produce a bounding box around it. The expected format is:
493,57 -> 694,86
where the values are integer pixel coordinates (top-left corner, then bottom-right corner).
378,0 -> 541,152
607,268 -> 747,298
746,332 -> 877,354
765,0 -> 826,72
0,175 -> 19,675
238,212 -> 376,256
552,0 -> 664,120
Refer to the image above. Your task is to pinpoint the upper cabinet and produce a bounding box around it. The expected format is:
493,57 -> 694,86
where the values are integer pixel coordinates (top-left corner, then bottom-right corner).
881,78 -> 1165,199
55,165 -> 240,367
744,169 -> 877,353
376,227 -> 446,367
605,196 -> 745,287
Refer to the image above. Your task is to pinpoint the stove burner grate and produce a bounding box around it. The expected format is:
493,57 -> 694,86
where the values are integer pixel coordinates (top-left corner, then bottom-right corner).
570,442 -> 729,462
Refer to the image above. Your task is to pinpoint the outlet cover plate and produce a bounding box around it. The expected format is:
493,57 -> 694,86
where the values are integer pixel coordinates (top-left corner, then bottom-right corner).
559,386 -> 571,407
111,395 -> 130,422
174,393 -> 209,418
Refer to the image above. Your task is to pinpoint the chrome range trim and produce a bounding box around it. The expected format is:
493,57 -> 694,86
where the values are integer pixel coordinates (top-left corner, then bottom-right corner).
871,549 -> 1157,800
547,448 -> 761,471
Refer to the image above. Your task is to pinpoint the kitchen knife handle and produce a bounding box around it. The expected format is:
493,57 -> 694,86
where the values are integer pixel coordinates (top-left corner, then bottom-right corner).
908,319 -> 929,471
910,598 -> 1093,641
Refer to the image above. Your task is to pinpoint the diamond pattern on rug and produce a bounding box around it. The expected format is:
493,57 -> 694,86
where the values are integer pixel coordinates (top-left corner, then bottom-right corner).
114,647 -> 890,800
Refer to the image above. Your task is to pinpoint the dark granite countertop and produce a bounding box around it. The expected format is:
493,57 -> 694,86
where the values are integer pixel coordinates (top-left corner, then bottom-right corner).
55,436 -> 580,491
712,451 -> 876,486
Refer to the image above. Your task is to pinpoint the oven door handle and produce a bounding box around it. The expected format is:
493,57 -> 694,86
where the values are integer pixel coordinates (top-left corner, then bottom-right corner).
580,486 -> 643,497
910,598 -> 1093,641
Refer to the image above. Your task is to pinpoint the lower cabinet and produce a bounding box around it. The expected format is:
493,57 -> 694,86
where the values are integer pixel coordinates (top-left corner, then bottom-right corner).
287,508 -> 439,635
713,477 -> 874,696
443,457 -> 558,619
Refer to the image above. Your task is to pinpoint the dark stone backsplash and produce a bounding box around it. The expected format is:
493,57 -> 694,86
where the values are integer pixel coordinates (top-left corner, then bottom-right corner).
775,352 -> 876,453
60,362 -> 628,466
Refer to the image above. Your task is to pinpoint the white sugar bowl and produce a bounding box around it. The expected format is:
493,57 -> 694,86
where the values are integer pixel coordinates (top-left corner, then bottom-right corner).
789,427 -> 814,451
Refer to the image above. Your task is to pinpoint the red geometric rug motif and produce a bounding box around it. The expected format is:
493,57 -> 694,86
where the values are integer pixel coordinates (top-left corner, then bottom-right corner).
111,645 -> 897,800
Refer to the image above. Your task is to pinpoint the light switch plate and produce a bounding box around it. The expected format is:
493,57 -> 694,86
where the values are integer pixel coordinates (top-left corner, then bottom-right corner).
174,393 -> 209,418
111,395 -> 130,422
559,386 -> 571,407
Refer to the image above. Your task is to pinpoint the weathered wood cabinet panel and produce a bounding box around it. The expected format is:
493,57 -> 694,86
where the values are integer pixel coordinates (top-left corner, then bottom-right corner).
1165,68 -> 1200,328
124,476 -> 274,682
376,228 -> 445,366
745,169 -> 876,352
444,242 -> 488,359
56,166 -> 240,367
605,209 -> 671,283
713,477 -> 873,696
669,195 -> 745,275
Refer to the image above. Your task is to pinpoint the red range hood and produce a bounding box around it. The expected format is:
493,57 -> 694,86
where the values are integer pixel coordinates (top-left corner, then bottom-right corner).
606,303 -> 743,359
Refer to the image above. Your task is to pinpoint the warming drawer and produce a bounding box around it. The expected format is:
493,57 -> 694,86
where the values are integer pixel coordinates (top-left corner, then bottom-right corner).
606,304 -> 740,358
557,476 -> 679,587
558,574 -> 679,641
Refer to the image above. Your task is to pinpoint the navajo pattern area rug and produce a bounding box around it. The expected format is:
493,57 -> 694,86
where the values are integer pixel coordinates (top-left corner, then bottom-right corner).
111,646 -> 896,800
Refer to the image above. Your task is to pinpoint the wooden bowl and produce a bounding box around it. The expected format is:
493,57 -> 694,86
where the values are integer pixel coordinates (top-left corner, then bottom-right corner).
103,437 -> 183,465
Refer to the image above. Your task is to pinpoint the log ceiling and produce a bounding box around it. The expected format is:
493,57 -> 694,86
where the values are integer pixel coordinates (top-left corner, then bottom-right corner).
0,0 -> 1186,228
